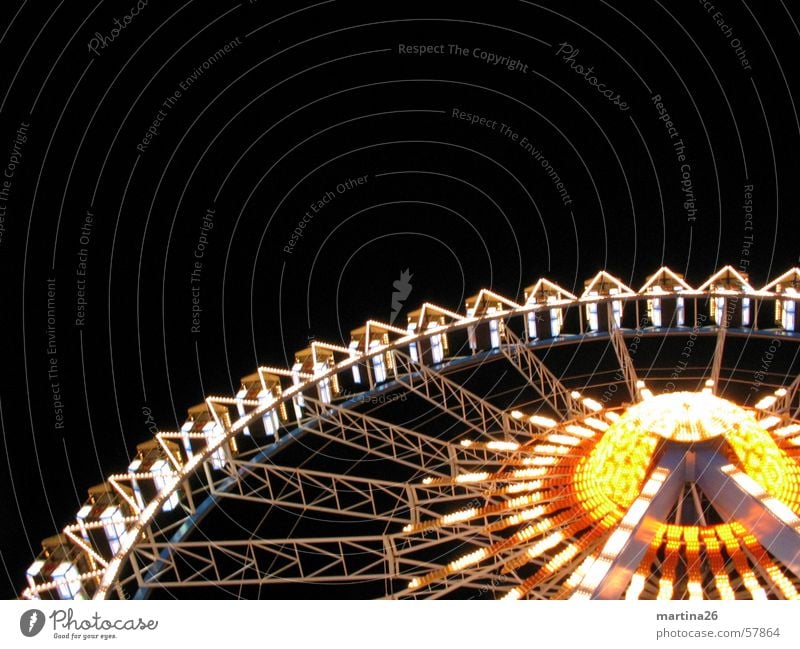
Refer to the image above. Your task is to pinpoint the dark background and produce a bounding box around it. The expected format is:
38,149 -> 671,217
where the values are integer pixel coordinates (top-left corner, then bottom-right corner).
1,0 -> 799,598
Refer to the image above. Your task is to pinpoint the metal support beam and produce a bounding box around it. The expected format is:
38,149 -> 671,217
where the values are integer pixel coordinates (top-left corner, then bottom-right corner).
710,325 -> 727,394
581,445 -> 687,599
695,449 -> 800,580
773,372 -> 800,419
388,554 -> 520,600
609,325 -> 642,403
210,460 -> 487,526
391,350 -> 533,440
129,528 -> 505,592
301,396 -> 466,477
501,327 -> 589,419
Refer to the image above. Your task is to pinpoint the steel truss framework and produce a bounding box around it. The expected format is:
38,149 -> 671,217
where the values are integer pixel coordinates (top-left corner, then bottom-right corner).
20,266 -> 800,600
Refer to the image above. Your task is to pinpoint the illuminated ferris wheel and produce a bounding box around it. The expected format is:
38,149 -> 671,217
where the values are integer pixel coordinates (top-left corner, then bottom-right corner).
22,265 -> 800,600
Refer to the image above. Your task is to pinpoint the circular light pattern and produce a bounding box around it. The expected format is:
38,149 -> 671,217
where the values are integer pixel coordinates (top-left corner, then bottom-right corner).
574,391 -> 800,521
19,268 -> 800,601
407,389 -> 800,600
622,391 -> 756,442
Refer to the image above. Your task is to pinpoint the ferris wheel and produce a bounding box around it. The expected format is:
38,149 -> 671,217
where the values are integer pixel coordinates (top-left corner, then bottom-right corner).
21,265 -> 800,600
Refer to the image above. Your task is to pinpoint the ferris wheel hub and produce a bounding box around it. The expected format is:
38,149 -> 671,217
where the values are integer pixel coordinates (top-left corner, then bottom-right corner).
612,391 -> 758,443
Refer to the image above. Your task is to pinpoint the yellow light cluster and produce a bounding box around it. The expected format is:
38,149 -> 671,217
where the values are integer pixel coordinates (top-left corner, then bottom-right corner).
460,438 -> 523,452
725,420 -> 800,510
523,456 -> 558,466
532,444 -> 572,456
530,415 -> 558,428
511,468 -> 548,479
701,528 -> 735,600
629,521 -> 797,601
407,547 -> 491,589
729,522 -> 798,600
511,518 -> 555,544
583,417 -> 609,431
582,397 -> 603,412
546,434 -> 581,446
774,424 -> 800,438
419,466 -> 549,487
574,392 -> 800,527
442,508 -> 477,525
522,531 -> 564,561
501,587 -> 522,601
758,415 -> 782,429
454,472 -> 490,484
562,552 -> 601,594
486,441 -> 521,451
565,424 -> 597,439
484,506 -> 547,533
622,391 -> 754,442
625,574 -> 646,600
574,417 -> 659,517
654,526 -> 681,600
683,527 -> 703,601
510,525 -> 612,600
449,547 -> 489,571
500,480 -> 543,495
763,563 -> 800,600
405,390 -> 800,599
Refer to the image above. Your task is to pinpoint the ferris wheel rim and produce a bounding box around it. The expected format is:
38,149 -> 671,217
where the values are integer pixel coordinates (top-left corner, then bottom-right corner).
131,327 -> 799,599
21,266 -> 800,600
